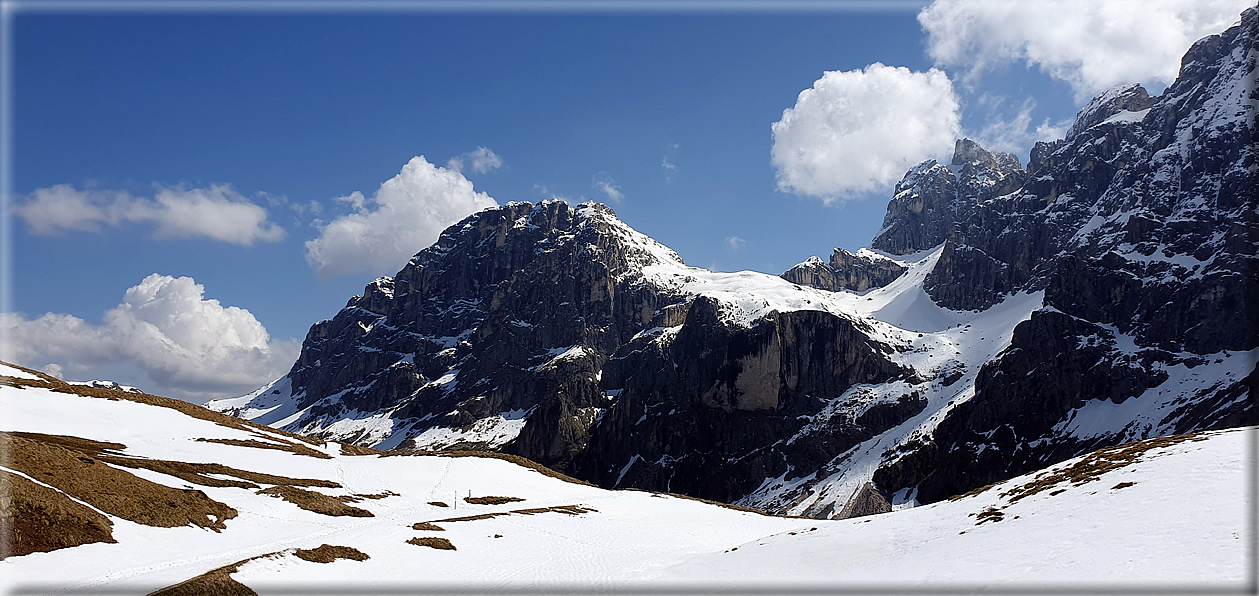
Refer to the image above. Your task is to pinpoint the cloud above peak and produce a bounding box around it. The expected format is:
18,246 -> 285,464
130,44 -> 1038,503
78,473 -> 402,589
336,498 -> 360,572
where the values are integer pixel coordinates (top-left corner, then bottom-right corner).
305,156 -> 498,277
0,274 -> 298,401
446,146 -> 504,174
13,184 -> 285,245
919,0 -> 1252,101
771,63 -> 961,201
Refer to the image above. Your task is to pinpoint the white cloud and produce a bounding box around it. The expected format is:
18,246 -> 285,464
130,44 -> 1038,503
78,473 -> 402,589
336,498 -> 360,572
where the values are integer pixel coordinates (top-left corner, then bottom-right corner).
662,142 -> 680,181
593,174 -> 624,203
771,63 -> 962,201
919,0 -> 1253,101
305,156 -> 498,277
973,97 -> 1073,154
446,147 -> 504,174
12,183 -> 285,245
726,236 -> 747,251
0,274 -> 299,401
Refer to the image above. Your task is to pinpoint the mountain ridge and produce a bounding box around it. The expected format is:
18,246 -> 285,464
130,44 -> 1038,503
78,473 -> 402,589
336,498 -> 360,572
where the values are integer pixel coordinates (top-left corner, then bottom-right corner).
209,7 -> 1257,518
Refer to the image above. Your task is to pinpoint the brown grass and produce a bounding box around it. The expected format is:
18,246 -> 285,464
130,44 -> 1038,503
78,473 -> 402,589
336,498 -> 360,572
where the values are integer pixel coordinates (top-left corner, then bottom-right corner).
256,486 -> 374,517
412,522 -> 445,531
339,443 -> 383,456
293,544 -> 370,563
464,495 -> 524,505
1001,432 -> 1207,504
511,505 -> 597,516
431,513 -> 505,523
428,503 -> 597,525
336,491 -> 398,503
407,537 -> 456,550
2,432 -> 236,531
195,438 -> 332,460
975,507 -> 1005,525
150,544 -> 367,596
1,470 -> 116,559
147,560 -> 257,596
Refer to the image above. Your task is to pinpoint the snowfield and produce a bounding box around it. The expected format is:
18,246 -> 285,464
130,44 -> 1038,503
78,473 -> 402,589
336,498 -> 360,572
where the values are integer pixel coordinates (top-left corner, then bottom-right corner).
1,373 -> 1252,594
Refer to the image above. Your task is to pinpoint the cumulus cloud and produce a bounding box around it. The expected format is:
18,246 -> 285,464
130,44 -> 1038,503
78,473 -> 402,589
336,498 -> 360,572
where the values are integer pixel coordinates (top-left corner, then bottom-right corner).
12,184 -> 285,245
0,274 -> 299,401
305,156 -> 498,277
725,236 -> 746,251
446,147 -> 504,174
771,63 -> 961,201
918,0 -> 1253,101
593,174 -> 624,203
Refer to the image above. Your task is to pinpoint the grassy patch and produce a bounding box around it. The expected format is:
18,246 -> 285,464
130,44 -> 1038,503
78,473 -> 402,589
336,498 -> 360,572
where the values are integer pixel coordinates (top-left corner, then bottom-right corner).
511,505 -> 597,516
464,495 -> 524,505
293,544 -> 370,563
1001,432 -> 1207,504
1,470 -> 116,559
339,443 -> 382,456
431,513 -> 505,523
2,432 -> 236,531
147,559 -> 257,596
975,507 -> 1005,525
407,537 -> 456,550
412,522 -> 445,531
256,486 -> 374,517
194,438 -> 332,460
337,491 -> 398,503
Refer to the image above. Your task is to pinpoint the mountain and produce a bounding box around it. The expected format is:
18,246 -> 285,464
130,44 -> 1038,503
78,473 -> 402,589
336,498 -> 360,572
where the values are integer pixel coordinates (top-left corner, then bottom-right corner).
211,8 -> 1258,517
2,362 -> 1251,592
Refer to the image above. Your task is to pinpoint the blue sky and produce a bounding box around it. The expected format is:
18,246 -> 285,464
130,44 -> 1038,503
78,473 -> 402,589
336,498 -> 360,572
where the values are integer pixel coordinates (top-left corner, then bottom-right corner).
3,0 -> 1249,400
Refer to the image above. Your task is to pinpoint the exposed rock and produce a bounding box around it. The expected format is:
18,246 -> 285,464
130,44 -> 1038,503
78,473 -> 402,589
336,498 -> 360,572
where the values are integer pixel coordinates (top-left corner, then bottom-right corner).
781,249 -> 906,293
835,482 -> 891,520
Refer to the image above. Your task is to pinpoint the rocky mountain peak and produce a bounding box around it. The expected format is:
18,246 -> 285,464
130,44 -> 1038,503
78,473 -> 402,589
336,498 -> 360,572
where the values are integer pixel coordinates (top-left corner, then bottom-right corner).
951,138 -> 1021,172
1065,83 -> 1157,140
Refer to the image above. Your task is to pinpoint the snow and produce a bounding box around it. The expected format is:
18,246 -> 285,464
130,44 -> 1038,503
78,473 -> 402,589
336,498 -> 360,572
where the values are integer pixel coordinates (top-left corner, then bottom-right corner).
1102,107 -> 1151,125
408,407 -> 535,450
0,362 -> 43,380
2,381 -> 1249,593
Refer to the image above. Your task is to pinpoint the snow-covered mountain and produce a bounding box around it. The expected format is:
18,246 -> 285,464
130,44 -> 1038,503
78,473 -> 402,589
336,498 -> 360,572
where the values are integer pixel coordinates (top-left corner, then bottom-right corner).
2,363 -> 1251,592
210,8 -> 1257,518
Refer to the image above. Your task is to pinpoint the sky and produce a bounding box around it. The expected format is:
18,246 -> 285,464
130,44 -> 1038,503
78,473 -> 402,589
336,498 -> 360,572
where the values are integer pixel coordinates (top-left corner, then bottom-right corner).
2,0 -> 1251,401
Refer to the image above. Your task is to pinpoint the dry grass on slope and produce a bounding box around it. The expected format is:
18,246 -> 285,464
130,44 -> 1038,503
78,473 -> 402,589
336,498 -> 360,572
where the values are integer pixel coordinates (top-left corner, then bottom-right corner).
256,486 -> 374,517
149,544 -> 369,596
1,432 -> 236,531
0,470 -> 117,559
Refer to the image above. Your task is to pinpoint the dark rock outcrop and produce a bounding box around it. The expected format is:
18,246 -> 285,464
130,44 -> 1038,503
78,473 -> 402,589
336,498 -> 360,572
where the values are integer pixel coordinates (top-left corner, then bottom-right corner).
782,249 -> 906,293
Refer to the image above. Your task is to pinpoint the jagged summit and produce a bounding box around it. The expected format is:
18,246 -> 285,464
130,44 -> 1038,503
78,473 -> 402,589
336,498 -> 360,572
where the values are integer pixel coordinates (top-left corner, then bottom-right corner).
214,7 -> 1257,519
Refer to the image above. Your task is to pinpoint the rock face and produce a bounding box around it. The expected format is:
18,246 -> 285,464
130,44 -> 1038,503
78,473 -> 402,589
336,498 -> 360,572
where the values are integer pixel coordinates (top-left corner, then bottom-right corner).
835,482 -> 891,520
872,7 -> 1259,504
216,7 -> 1257,518
210,200 -> 920,508
781,249 -> 906,293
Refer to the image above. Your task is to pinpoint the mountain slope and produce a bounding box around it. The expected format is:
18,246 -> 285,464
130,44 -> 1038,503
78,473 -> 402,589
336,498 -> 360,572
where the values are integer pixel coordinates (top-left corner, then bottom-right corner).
2,363 -> 1251,593
211,7 -> 1257,517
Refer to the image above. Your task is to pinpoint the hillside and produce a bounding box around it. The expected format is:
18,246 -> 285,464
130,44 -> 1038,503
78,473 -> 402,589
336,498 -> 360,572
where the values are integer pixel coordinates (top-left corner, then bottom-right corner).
1,362 -> 1252,593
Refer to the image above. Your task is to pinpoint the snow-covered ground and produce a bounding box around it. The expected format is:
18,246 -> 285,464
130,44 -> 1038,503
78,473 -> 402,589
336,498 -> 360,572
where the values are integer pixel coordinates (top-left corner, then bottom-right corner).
1,377 -> 1251,593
